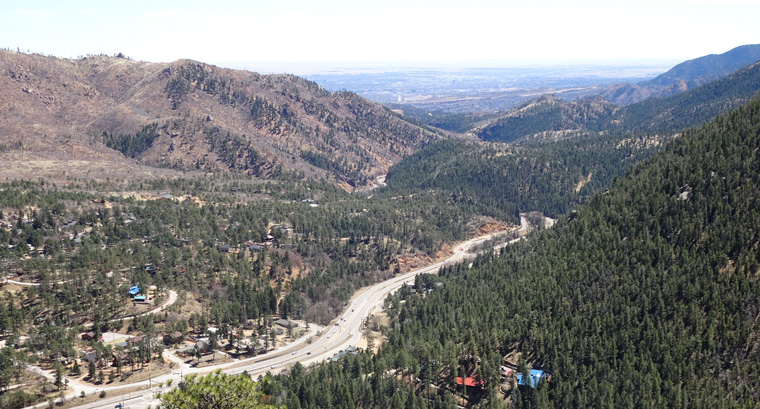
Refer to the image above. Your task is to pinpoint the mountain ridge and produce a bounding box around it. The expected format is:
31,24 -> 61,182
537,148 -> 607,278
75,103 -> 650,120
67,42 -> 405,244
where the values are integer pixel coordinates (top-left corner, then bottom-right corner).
474,60 -> 760,143
363,94 -> 760,408
601,43 -> 760,105
0,50 -> 445,188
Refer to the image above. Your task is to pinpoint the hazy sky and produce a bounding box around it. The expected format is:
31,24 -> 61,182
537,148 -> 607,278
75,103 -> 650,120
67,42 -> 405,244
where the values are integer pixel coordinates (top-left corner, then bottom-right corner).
1,0 -> 758,71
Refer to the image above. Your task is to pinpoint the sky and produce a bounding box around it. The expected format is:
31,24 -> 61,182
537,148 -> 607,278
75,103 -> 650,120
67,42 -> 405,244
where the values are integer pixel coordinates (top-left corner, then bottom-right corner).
1,0 -> 759,72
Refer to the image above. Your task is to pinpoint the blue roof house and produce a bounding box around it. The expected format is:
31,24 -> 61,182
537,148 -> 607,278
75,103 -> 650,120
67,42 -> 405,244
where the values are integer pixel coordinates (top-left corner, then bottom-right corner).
129,286 -> 141,296
517,369 -> 545,388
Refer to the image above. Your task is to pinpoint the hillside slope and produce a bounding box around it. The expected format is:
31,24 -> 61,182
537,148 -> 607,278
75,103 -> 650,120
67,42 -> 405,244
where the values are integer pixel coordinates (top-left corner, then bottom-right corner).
604,61 -> 760,134
374,96 -> 760,407
381,133 -> 660,220
473,95 -> 615,143
0,51 -> 444,187
475,60 -> 760,143
602,43 -> 760,105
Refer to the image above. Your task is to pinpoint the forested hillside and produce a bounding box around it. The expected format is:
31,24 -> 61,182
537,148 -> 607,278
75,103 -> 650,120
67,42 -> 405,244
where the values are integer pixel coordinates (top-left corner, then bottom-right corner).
386,104 -> 500,133
380,132 -> 661,220
475,61 -> 760,143
604,61 -> 760,134
264,96 -> 760,408
0,175 -> 490,333
0,172 -> 510,407
601,43 -> 760,105
4,46 -> 760,409
474,95 -> 615,143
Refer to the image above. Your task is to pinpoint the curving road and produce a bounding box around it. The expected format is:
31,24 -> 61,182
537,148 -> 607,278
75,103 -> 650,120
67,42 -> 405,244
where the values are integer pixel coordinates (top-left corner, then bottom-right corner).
2,277 -> 179,321
132,290 -> 178,319
26,217 -> 530,409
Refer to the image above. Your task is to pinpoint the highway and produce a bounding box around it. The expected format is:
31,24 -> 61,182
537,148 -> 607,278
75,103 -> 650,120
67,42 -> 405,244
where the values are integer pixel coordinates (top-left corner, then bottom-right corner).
27,217 -> 529,409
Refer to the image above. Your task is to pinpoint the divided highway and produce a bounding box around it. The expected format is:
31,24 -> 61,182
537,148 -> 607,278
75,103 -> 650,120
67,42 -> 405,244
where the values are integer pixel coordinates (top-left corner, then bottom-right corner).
231,216 -> 528,376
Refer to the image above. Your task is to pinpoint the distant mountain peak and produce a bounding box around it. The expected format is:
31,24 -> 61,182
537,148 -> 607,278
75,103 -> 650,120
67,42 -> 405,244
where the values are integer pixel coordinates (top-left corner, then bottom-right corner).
473,59 -> 760,143
601,43 -> 760,105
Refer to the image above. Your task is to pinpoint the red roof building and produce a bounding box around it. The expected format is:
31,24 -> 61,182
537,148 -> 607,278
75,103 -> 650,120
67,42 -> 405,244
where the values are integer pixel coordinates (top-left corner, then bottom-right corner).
454,377 -> 484,387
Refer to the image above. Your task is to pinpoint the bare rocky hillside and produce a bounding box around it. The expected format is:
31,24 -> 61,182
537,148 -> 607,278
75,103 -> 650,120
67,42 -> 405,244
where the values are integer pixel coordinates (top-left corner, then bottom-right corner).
0,50 -> 445,187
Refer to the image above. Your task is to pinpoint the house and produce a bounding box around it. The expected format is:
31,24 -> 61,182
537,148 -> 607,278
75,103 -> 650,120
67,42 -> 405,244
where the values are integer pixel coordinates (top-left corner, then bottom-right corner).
133,295 -> 147,302
81,331 -> 96,341
219,245 -> 233,253
163,331 -> 184,344
126,335 -> 144,347
454,376 -> 484,388
129,286 -> 141,297
344,345 -> 360,354
272,327 -> 284,336
177,346 -> 193,357
196,340 -> 211,353
247,344 -> 268,355
112,352 -> 131,367
157,194 -> 174,201
330,345 -> 361,362
274,319 -> 297,329
80,349 -> 97,363
176,339 -> 212,357
248,244 -> 262,251
517,369 -> 545,388
500,366 -> 514,377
